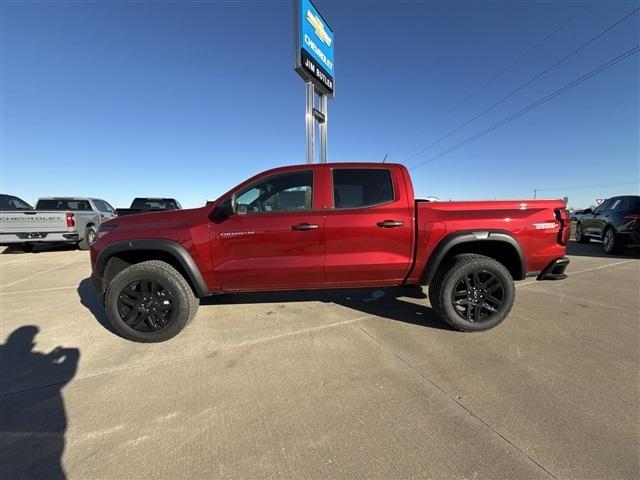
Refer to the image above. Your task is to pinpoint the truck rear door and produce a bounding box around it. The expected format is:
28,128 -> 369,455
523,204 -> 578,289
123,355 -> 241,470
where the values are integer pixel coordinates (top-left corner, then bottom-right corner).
323,166 -> 413,286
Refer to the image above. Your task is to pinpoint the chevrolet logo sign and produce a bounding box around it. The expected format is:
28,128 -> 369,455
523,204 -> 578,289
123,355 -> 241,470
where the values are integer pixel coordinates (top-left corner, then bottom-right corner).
306,10 -> 332,47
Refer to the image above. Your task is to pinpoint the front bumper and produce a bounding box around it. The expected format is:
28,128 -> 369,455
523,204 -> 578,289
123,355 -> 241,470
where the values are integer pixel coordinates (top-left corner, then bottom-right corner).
90,271 -> 103,294
537,256 -> 570,281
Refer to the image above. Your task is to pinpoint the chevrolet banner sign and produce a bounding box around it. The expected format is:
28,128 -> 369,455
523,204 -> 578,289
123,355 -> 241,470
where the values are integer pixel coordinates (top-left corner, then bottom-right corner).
294,0 -> 334,95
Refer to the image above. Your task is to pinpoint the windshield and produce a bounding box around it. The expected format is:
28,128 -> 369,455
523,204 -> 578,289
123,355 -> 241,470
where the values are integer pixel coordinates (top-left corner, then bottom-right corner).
0,194 -> 33,210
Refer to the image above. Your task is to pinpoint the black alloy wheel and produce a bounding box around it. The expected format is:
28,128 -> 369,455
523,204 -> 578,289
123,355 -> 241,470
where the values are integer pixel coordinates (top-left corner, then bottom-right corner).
105,260 -> 197,342
116,279 -> 176,332
428,253 -> 515,332
575,223 -> 588,243
602,227 -> 623,254
451,270 -> 504,322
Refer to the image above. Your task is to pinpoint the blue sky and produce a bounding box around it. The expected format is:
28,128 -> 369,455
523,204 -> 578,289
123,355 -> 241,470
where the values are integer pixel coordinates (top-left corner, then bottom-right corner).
1,0 -> 638,210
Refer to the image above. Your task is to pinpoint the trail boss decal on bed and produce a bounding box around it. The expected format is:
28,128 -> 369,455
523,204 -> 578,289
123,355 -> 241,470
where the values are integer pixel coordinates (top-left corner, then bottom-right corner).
533,223 -> 558,230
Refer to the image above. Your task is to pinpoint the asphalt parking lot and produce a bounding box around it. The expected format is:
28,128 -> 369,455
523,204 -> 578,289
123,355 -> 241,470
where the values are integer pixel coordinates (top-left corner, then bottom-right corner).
1,241 -> 638,479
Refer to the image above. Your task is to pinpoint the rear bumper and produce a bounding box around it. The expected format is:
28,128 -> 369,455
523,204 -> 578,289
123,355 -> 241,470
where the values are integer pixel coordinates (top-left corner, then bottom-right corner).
0,232 -> 79,245
537,256 -> 570,281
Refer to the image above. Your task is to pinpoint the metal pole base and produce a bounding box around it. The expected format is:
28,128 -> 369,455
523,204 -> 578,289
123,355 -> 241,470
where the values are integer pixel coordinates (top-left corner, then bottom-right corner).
305,83 -> 328,163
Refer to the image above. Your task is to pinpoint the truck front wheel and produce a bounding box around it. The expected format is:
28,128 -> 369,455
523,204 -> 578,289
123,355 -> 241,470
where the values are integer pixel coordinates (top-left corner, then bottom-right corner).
105,260 -> 198,342
428,254 -> 515,332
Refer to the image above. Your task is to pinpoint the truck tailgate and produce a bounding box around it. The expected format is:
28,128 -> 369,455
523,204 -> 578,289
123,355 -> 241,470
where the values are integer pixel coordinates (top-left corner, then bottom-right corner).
0,210 -> 69,233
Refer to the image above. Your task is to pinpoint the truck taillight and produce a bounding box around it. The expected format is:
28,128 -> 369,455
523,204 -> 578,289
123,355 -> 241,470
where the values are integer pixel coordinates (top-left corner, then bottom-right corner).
555,208 -> 570,246
66,212 -> 75,228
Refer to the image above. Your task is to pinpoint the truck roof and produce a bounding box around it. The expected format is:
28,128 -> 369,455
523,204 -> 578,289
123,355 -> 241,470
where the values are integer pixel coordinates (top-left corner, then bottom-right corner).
132,197 -> 178,201
37,197 -> 106,202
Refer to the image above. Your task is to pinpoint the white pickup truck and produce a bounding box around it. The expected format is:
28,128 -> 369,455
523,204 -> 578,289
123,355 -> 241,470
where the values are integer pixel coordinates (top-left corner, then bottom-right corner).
0,195 -> 115,251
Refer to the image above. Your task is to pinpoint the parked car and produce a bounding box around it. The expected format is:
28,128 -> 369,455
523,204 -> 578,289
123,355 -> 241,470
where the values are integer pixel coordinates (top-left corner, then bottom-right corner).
570,209 -> 586,222
0,197 -> 115,251
0,194 -> 33,211
114,198 -> 181,217
90,163 -> 570,342
575,195 -> 640,254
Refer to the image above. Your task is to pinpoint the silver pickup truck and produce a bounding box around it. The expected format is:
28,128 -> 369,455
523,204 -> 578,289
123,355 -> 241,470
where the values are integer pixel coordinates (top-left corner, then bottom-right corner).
0,195 -> 115,251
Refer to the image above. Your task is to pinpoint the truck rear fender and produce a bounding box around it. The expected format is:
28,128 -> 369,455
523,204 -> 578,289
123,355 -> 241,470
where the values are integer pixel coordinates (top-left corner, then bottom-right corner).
420,231 -> 526,285
96,239 -> 209,297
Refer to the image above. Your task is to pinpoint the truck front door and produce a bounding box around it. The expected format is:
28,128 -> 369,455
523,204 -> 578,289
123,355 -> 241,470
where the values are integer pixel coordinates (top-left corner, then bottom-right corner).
210,169 -> 327,291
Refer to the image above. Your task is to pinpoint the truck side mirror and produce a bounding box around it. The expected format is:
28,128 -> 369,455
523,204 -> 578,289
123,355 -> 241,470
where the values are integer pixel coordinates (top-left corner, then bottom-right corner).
211,196 -> 235,220
230,194 -> 237,214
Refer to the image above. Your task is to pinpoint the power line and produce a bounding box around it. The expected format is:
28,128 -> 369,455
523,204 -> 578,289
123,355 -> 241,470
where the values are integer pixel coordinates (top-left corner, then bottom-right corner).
406,6 -> 639,162
409,44 -> 640,170
421,2 -> 594,133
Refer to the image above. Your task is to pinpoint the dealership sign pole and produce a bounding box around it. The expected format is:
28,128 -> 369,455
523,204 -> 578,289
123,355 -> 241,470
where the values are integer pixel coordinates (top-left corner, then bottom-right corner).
294,0 -> 334,163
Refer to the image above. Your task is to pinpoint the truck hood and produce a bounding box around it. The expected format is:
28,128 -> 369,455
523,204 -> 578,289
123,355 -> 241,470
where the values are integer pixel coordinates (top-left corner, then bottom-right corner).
110,206 -> 208,228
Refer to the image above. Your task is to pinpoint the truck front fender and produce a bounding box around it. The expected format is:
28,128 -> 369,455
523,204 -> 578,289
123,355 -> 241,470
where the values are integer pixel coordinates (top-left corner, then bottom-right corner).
94,239 -> 209,297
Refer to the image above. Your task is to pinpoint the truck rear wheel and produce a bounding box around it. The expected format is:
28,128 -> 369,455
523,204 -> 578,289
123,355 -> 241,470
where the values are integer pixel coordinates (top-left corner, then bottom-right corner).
428,254 -> 515,332
105,260 -> 198,342
78,225 -> 96,250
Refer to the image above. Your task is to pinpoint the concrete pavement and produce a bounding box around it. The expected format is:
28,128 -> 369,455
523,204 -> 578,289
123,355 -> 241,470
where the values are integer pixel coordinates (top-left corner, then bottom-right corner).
0,242 -> 638,479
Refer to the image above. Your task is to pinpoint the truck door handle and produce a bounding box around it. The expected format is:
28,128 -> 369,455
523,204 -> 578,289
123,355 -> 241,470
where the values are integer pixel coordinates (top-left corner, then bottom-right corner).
291,223 -> 319,231
376,220 -> 404,228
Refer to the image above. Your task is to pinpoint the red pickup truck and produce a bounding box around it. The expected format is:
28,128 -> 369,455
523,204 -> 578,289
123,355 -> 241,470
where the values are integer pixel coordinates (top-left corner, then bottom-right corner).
90,163 -> 570,342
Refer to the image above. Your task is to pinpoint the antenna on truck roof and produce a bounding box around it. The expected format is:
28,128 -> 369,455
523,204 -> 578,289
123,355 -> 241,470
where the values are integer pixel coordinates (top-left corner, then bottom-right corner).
382,153 -> 388,163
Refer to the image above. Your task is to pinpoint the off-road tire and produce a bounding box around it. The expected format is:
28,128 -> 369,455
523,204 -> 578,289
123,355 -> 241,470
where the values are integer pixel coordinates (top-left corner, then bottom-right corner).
575,222 -> 589,243
105,260 -> 198,342
602,226 -> 623,255
78,225 -> 96,250
428,254 -> 515,332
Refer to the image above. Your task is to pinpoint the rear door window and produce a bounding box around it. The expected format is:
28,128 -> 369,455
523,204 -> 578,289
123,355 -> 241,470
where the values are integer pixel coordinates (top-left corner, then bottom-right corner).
332,169 -> 394,209
628,197 -> 640,211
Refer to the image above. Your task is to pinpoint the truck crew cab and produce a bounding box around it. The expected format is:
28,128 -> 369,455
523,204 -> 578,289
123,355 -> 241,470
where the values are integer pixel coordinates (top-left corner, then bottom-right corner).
90,163 -> 570,342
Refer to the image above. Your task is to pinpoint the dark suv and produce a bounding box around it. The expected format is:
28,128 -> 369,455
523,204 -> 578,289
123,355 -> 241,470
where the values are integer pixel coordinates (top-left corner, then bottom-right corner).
575,195 -> 640,254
